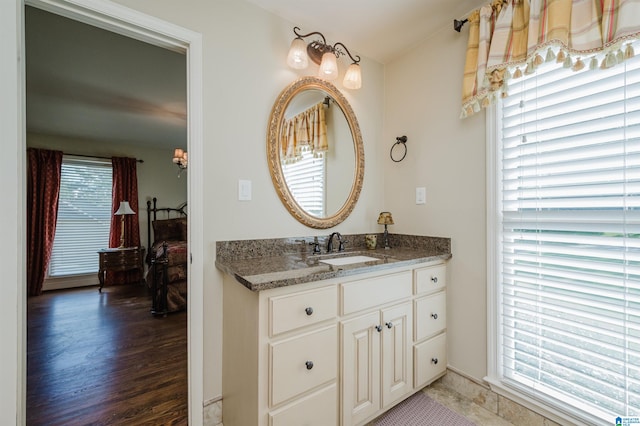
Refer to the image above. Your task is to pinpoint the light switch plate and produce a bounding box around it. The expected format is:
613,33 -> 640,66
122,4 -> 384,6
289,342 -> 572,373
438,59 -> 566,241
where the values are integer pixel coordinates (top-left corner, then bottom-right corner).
416,187 -> 426,204
238,179 -> 252,201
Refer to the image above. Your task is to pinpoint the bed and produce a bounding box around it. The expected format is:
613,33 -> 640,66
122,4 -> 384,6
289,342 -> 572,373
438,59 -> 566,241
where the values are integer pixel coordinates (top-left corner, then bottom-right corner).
146,197 -> 187,316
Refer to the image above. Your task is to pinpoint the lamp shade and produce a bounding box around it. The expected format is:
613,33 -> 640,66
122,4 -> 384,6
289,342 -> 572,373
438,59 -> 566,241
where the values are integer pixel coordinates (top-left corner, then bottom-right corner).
173,148 -> 184,163
343,63 -> 362,89
114,201 -> 136,216
377,211 -> 394,225
287,37 -> 309,69
318,52 -> 339,80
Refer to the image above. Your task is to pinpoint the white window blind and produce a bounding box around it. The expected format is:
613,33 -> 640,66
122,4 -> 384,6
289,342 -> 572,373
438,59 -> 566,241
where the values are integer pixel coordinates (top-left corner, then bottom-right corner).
497,43 -> 640,423
48,157 -> 113,277
281,151 -> 326,217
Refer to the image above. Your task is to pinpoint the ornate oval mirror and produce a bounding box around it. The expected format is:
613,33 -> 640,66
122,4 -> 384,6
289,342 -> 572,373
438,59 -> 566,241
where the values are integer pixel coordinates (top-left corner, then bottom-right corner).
267,76 -> 364,229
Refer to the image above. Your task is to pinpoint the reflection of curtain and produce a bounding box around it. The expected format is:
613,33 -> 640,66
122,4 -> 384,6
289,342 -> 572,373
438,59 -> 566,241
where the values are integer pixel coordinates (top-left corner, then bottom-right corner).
281,102 -> 328,163
461,0 -> 640,118
27,148 -> 63,297
108,157 -> 141,285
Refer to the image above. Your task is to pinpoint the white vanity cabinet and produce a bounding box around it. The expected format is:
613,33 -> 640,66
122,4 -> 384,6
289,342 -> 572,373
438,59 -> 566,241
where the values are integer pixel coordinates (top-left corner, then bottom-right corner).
222,260 -> 447,426
340,271 -> 413,425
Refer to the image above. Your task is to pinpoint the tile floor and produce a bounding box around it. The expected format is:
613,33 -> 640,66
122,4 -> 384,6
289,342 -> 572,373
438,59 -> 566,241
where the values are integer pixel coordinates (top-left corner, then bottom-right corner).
423,381 -> 514,426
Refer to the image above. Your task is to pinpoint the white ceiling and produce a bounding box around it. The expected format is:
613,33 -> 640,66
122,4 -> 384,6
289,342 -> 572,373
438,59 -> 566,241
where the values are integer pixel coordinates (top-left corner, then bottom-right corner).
26,1 -> 483,149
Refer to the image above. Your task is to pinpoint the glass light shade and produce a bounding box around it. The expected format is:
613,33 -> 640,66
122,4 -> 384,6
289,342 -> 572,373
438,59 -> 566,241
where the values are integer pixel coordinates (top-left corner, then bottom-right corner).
287,38 -> 309,69
173,148 -> 184,163
318,52 -> 338,81
343,63 -> 362,89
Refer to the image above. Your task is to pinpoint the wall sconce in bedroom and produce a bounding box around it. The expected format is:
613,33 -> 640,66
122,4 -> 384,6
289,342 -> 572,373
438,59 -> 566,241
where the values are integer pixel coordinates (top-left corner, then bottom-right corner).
173,148 -> 188,177
287,26 -> 362,89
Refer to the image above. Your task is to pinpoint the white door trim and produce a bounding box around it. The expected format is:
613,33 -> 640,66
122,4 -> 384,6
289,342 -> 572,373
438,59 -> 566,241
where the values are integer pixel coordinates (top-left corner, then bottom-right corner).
19,1 -> 204,424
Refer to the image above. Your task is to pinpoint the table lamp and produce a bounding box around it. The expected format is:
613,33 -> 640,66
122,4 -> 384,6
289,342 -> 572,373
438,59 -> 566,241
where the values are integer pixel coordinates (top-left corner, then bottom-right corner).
114,201 -> 136,248
377,211 -> 394,249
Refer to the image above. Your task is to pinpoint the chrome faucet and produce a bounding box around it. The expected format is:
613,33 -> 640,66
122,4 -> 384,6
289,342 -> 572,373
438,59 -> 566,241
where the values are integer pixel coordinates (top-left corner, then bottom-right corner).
327,232 -> 344,253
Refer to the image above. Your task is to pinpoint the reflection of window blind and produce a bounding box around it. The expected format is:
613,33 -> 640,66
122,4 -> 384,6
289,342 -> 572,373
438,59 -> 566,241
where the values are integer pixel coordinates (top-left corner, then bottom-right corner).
494,43 -> 640,424
281,151 -> 326,217
49,157 -> 113,277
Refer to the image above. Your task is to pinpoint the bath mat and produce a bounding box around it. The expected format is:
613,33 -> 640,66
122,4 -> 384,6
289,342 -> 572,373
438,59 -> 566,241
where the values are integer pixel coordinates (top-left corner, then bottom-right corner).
374,391 -> 476,426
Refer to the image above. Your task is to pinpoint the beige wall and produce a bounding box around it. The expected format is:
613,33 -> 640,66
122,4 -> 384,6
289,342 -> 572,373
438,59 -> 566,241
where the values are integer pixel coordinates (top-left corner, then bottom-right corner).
384,29 -> 488,380
112,0 -> 386,402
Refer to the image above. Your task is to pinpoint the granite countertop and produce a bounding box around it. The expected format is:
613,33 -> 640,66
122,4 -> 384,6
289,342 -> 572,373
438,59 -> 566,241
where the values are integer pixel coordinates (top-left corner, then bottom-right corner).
216,234 -> 452,292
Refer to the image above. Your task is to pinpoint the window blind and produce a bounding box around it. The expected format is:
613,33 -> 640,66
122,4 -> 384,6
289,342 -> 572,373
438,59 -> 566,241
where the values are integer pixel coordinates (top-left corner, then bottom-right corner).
498,44 -> 640,422
48,157 -> 113,277
281,151 -> 326,217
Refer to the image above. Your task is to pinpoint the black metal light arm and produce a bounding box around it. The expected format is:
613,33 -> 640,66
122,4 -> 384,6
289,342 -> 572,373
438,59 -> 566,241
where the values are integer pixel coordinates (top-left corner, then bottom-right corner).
333,42 -> 361,64
293,26 -> 327,45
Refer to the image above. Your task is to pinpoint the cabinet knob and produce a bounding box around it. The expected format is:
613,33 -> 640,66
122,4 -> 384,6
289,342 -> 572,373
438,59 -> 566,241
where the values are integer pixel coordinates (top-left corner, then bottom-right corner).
431,357 -> 439,365
431,276 -> 438,283
375,325 -> 383,332
385,322 -> 393,329
431,313 -> 438,320
305,307 -> 314,316
305,361 -> 314,370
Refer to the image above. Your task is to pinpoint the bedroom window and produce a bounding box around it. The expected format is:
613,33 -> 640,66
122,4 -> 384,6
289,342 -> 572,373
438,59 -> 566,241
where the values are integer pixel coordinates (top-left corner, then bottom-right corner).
488,44 -> 640,423
281,150 -> 326,217
48,156 -> 113,277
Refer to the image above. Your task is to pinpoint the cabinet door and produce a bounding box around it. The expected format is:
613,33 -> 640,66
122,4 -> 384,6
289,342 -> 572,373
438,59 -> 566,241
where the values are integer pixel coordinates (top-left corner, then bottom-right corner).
341,311 -> 381,426
381,302 -> 413,407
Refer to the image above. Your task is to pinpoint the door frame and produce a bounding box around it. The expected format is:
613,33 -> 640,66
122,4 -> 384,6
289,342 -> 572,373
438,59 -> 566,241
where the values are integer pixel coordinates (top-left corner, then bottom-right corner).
15,0 -> 204,423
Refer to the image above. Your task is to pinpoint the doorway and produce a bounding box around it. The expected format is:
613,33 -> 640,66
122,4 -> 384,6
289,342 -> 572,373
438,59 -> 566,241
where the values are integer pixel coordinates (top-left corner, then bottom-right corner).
19,0 -> 204,423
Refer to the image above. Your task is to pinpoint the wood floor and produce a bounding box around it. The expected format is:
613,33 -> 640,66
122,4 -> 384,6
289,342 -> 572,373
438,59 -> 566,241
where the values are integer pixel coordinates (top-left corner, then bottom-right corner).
27,284 -> 187,425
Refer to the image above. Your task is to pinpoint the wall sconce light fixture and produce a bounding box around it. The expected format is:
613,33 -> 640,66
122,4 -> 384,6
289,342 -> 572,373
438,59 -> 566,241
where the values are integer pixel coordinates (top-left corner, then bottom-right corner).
287,26 -> 362,90
173,148 -> 188,177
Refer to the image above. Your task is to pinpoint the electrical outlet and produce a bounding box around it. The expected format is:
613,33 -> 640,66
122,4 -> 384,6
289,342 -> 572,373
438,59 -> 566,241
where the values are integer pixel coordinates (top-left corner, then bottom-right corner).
416,187 -> 426,204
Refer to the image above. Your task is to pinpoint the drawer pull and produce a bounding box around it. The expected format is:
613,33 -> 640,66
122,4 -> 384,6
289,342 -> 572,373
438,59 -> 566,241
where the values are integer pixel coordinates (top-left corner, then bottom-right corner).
305,360 -> 314,370
431,357 -> 439,365
305,307 -> 314,316
431,276 -> 438,283
375,325 -> 383,332
385,322 -> 393,329
431,313 -> 438,320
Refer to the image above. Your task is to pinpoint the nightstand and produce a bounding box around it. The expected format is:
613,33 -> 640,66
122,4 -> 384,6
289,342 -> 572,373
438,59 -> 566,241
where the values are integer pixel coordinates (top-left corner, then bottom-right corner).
97,247 -> 145,292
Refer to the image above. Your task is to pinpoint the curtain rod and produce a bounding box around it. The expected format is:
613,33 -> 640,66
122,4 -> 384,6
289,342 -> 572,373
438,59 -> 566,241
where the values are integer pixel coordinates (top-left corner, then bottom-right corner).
64,152 -> 144,163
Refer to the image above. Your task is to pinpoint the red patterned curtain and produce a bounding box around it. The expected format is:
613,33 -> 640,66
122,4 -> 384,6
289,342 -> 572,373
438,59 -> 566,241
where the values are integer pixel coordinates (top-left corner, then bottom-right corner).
27,148 -> 63,297
108,156 -> 141,285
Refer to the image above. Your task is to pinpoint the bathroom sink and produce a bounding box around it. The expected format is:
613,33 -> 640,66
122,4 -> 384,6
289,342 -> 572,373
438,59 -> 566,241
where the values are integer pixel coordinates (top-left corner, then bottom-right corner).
319,255 -> 380,266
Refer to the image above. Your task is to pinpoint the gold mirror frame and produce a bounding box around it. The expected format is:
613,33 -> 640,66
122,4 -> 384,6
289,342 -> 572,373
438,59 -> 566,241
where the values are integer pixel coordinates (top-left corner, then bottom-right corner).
267,76 -> 364,229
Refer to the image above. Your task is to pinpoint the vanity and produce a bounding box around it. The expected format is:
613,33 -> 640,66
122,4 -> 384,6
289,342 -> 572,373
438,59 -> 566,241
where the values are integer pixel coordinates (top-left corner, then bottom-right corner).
216,235 -> 451,426
217,76 -> 450,425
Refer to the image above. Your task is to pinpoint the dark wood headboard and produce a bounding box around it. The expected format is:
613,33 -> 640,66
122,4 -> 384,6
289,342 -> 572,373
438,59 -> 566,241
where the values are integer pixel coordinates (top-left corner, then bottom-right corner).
146,197 -> 187,252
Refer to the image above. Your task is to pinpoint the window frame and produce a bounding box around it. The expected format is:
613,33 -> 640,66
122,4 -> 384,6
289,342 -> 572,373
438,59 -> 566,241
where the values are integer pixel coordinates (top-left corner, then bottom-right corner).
485,59 -> 640,423
44,155 -> 113,290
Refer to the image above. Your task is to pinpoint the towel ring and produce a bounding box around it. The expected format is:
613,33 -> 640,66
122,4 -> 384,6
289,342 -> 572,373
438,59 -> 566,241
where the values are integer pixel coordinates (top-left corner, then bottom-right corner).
390,136 -> 408,162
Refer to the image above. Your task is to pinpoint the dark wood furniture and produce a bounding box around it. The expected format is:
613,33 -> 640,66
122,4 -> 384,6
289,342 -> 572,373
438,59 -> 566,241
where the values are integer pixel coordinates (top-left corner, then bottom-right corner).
97,247 -> 145,292
147,198 -> 188,316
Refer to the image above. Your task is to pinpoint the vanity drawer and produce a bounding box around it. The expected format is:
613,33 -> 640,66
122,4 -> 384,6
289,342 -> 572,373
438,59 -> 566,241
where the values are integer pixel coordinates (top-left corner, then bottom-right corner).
270,325 -> 337,407
414,264 -> 446,295
341,271 -> 412,316
414,332 -> 447,388
269,383 -> 337,426
414,292 -> 446,341
269,285 -> 337,337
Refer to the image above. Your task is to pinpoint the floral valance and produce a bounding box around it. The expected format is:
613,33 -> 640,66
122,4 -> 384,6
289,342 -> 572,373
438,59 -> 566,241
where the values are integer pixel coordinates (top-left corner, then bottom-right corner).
281,102 -> 328,164
461,0 -> 640,118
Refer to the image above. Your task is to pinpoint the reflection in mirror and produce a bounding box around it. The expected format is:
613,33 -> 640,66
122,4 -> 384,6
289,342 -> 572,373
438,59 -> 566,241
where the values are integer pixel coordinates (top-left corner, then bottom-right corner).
267,77 -> 364,229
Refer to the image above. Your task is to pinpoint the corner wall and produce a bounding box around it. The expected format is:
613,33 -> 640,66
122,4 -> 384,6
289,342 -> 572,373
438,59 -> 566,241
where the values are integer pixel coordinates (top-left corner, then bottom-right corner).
383,27 -> 488,381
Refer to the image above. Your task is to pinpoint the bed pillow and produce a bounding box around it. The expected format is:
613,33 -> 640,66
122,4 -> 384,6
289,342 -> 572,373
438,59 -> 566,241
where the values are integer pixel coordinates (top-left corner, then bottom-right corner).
152,217 -> 187,241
